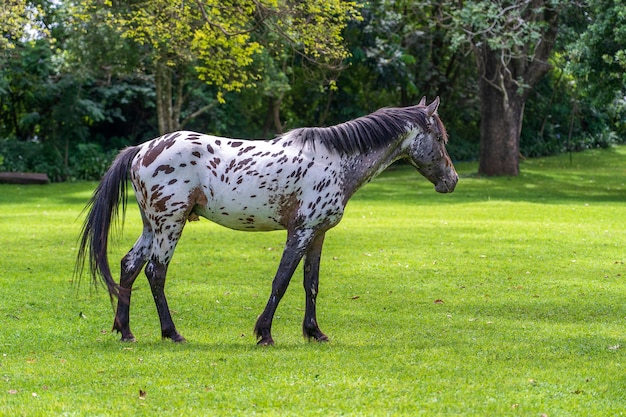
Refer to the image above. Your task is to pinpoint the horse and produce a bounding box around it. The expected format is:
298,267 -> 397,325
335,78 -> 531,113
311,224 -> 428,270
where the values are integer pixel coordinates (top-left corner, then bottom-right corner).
76,97 -> 458,345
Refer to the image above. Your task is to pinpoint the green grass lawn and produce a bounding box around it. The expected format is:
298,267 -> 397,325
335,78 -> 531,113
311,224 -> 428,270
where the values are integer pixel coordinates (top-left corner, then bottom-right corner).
0,146 -> 625,416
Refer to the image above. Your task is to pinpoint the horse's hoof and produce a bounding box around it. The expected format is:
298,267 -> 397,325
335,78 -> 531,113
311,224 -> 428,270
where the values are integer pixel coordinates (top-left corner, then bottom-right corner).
304,328 -> 329,343
161,329 -> 186,343
308,335 -> 329,343
257,337 -> 275,346
171,334 -> 187,343
120,336 -> 136,343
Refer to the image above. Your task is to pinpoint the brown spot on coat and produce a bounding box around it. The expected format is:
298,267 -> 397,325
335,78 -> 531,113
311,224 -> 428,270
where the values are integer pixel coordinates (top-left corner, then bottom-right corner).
142,133 -> 180,167
152,164 -> 175,177
154,194 -> 173,212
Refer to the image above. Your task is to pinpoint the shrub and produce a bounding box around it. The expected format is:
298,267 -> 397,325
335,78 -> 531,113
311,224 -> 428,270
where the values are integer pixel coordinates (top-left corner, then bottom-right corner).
0,138 -> 63,179
0,138 -> 117,181
68,143 -> 116,181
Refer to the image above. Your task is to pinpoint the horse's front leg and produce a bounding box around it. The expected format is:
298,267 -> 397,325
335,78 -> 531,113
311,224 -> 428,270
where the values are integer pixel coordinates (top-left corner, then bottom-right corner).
254,230 -> 313,346
302,232 -> 329,342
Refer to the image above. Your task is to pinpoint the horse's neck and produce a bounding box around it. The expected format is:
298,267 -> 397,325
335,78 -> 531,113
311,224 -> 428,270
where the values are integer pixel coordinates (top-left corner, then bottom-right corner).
339,137 -> 407,200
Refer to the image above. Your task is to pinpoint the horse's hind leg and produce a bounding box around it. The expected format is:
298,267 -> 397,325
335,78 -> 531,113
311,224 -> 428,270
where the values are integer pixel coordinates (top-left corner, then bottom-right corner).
302,232 -> 329,342
145,256 -> 185,342
113,225 -> 153,342
144,218 -> 187,343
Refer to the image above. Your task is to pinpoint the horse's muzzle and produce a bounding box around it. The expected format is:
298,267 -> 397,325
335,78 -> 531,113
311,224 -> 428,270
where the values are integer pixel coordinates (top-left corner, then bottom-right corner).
435,174 -> 458,193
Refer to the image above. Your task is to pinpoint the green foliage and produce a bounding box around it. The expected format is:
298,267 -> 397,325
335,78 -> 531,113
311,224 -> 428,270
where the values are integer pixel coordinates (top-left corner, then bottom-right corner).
448,0 -> 557,52
0,6 -> 158,181
568,0 -> 626,103
1,1 -> 625,178
68,143 -> 117,181
68,0 -> 361,136
120,0 -> 263,96
85,78 -> 158,149
62,0 -> 147,80
0,39 -> 54,141
0,1 -> 47,51
445,134 -> 480,161
84,0 -> 360,99
0,138 -> 63,179
565,0 -> 626,139
521,34 -> 626,159
0,146 -> 625,415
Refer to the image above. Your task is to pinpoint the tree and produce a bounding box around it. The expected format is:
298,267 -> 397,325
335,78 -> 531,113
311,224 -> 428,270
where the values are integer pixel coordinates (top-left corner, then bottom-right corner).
447,0 -> 562,176
74,1 -> 360,135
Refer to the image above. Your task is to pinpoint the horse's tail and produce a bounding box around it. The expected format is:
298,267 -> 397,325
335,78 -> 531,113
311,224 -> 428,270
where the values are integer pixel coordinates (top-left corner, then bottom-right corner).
76,146 -> 142,302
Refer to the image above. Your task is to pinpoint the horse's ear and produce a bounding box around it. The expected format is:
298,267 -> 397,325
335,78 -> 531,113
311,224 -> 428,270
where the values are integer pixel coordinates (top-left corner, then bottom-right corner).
426,96 -> 440,116
418,96 -> 426,107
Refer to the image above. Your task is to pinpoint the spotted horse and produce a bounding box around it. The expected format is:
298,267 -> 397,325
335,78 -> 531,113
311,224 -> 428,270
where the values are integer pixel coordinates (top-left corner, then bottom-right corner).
76,97 -> 458,345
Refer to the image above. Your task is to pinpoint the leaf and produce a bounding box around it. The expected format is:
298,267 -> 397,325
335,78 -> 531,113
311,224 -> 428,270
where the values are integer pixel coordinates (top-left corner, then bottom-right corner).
139,389 -> 147,399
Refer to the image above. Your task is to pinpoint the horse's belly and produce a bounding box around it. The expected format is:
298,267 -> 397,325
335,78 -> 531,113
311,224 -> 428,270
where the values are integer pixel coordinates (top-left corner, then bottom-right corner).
196,202 -> 285,232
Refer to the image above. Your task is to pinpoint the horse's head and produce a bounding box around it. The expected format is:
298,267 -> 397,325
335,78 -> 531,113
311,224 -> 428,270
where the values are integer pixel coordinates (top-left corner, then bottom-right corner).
407,97 -> 458,193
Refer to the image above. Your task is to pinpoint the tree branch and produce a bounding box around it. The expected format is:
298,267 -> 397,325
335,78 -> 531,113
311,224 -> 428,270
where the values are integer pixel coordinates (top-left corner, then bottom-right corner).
180,102 -> 217,129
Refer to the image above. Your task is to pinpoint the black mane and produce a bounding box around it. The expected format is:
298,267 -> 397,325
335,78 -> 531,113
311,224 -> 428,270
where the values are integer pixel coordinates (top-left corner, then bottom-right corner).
285,105 -> 445,154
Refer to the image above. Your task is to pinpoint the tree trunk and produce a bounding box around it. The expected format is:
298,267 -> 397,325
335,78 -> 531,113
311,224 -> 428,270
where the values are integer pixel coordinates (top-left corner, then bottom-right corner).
478,68 -> 524,176
262,97 -> 273,138
155,61 -> 166,135
172,76 -> 184,132
272,95 -> 283,134
155,59 -> 176,135
474,1 -> 560,176
262,96 -> 284,137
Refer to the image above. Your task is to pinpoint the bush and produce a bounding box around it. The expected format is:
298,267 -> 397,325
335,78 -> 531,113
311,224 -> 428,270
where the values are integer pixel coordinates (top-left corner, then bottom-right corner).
446,138 -> 479,162
0,139 -> 117,181
68,143 -> 116,181
570,129 -> 620,152
0,138 -> 63,179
